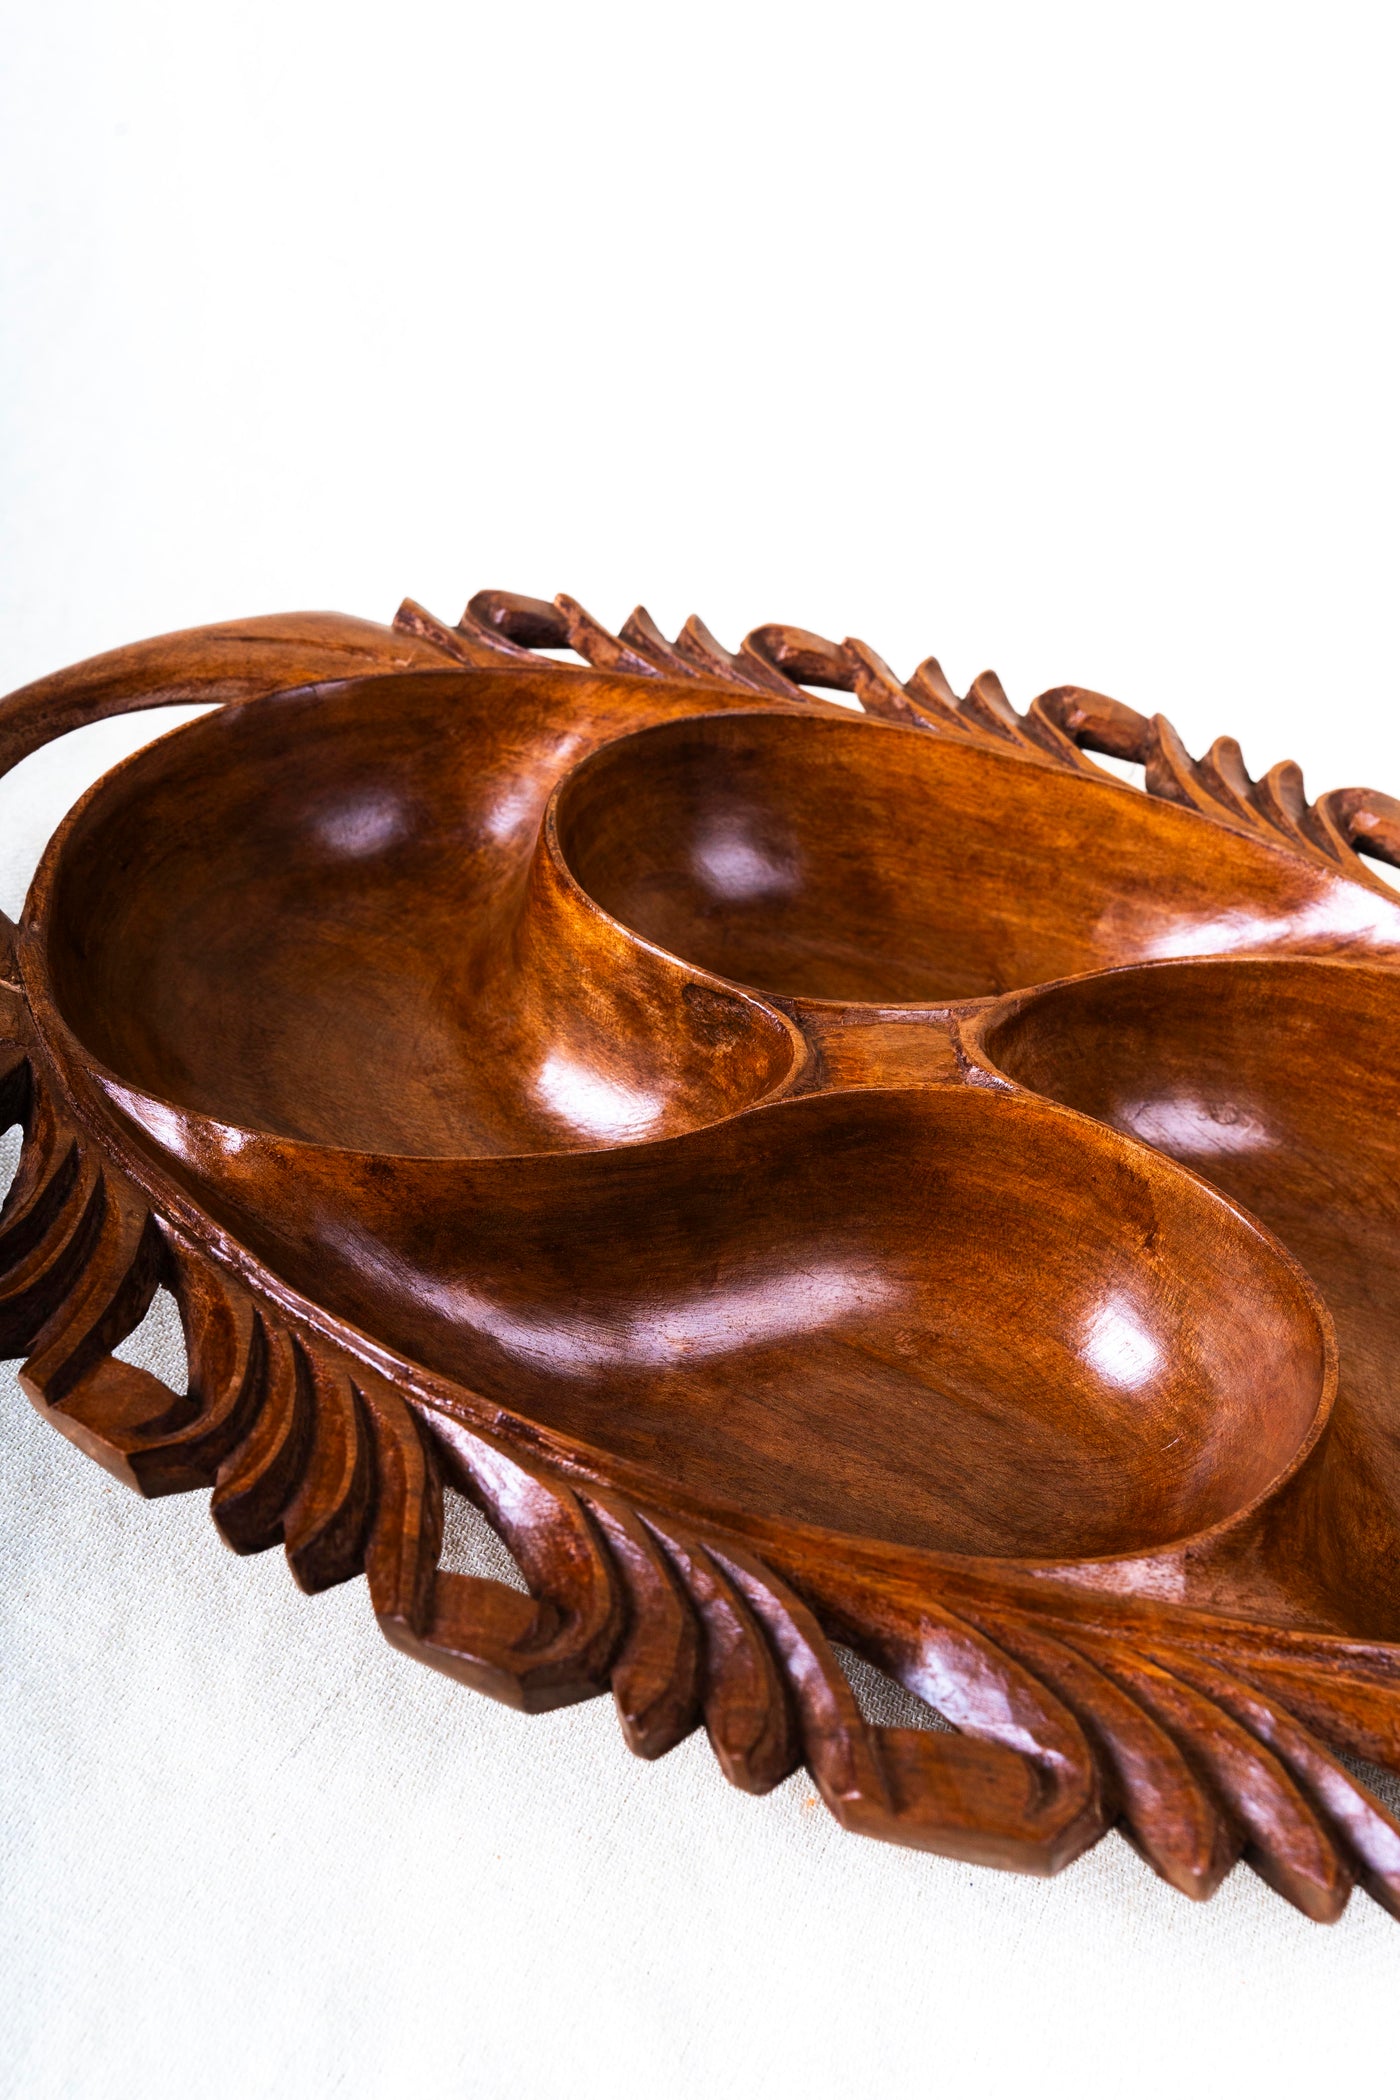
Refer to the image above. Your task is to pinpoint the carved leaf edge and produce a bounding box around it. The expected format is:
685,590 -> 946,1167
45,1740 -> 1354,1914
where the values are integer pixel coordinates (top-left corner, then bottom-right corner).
393,588 -> 1400,895
4,1004 -> 1400,1921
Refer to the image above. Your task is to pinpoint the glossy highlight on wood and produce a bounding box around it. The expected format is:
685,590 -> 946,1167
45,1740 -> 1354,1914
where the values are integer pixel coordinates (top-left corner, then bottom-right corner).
6,586 -> 1400,1924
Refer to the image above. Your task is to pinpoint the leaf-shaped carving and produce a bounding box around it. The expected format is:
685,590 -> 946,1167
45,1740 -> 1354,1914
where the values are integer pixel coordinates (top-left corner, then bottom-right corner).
979,1614 -> 1237,1901
209,1322 -> 314,1554
582,1494 -> 702,1760
944,1596 -> 1400,1920
1150,1645 -> 1400,1919
1062,1629 -> 1350,1921
645,1523 -> 800,1794
395,1412 -> 626,1712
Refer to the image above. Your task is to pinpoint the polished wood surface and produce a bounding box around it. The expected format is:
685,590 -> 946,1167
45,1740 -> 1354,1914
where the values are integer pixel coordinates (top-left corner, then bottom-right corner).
972,958 -> 1400,1640
6,587 -> 1400,1922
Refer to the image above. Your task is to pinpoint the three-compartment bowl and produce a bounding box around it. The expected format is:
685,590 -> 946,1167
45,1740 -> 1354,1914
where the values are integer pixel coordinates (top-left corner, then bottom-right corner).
11,596 -> 1400,1915
31,666 -> 1392,1593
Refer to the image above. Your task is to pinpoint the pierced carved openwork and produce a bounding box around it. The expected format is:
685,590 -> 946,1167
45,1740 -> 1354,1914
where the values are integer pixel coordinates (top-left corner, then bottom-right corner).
5,589 -> 1400,1922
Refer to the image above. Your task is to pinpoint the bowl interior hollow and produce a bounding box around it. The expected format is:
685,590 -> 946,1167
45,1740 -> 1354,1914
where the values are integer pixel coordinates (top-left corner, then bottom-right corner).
113,1083 -> 1333,1563
553,711 -> 1400,1003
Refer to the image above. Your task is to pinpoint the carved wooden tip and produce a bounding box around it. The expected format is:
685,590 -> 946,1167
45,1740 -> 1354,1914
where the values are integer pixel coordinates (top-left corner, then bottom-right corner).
743,623 -> 860,693
466,590 -> 571,650
1318,786 -> 1400,870
1034,685 -> 1155,764
392,598 -> 481,663
5,989 -> 1400,1916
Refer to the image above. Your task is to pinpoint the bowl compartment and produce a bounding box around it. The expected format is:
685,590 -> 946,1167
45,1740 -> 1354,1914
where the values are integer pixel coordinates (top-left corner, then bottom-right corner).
39,673 -> 801,1154
553,710 -> 1400,1003
978,956 -> 1400,1629
104,1079 -> 1332,1565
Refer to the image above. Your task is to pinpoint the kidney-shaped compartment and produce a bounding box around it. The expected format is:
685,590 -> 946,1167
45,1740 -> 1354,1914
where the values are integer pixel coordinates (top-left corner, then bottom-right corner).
975,956 -> 1400,1620
121,1082 -> 1334,1563
552,711 -> 1400,1003
33,675 -> 801,1154
975,957 -> 1400,1305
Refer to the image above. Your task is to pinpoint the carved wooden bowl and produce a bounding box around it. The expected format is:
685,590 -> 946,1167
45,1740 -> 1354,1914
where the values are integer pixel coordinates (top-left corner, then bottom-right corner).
8,587 -> 1400,1922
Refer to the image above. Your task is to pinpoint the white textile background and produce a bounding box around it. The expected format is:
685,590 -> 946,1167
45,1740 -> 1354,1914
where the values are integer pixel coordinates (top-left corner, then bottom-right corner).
4,3 -> 1400,2093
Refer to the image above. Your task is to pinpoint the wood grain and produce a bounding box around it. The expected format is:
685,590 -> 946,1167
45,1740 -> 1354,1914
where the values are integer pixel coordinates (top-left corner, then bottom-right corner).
6,587 -> 1400,1921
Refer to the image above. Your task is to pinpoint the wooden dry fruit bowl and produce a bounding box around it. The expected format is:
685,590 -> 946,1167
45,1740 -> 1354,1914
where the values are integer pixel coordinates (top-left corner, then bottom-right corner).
8,585 -> 1400,1922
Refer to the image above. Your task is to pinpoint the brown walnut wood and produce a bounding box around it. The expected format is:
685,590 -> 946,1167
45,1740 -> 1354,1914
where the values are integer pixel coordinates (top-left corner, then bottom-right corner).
6,588 -> 1400,1922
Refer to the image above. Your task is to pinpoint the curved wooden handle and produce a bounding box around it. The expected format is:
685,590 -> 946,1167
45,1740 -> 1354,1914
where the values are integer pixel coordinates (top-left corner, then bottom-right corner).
0,609 -> 470,944
0,609 -> 462,785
